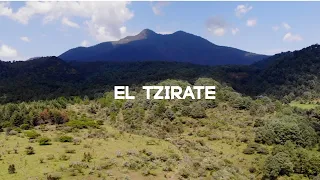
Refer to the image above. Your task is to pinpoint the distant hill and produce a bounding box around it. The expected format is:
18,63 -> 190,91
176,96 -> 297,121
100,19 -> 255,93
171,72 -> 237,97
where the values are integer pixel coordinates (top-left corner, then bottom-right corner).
247,44 -> 320,101
59,29 -> 267,66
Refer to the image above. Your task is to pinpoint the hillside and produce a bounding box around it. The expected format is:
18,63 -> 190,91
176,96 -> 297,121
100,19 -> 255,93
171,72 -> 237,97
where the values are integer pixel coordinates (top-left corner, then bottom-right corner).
248,44 -> 320,101
1,78 -> 320,180
0,57 -> 252,104
59,29 -> 267,66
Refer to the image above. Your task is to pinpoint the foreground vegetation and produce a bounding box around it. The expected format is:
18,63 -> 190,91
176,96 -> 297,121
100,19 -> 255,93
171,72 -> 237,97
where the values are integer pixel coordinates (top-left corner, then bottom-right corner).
1,78 -> 320,179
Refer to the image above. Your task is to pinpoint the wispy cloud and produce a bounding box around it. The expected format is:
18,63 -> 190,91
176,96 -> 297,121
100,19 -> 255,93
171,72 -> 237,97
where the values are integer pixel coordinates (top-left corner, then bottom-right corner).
235,4 -> 253,18
206,16 -> 228,36
61,17 -> 79,28
231,28 -> 239,35
283,32 -> 303,42
246,18 -> 257,27
151,2 -> 170,16
282,22 -> 291,30
20,36 -> 30,42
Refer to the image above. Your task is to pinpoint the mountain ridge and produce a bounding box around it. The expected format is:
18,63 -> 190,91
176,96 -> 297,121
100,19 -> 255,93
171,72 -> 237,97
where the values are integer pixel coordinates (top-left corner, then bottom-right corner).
59,29 -> 268,65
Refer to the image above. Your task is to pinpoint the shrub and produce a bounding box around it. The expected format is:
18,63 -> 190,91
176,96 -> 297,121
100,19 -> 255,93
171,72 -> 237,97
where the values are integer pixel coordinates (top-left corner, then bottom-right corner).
46,172 -> 62,180
249,167 -> 256,173
72,138 -> 81,145
58,135 -> 73,142
255,119 -> 318,148
82,152 -> 93,162
65,149 -> 76,154
189,103 -> 206,118
256,146 -> 269,155
24,130 -> 40,139
243,147 -> 255,155
96,120 -> 104,125
263,152 -> 294,179
47,154 -> 55,160
66,117 -> 98,129
25,146 -> 35,155
8,164 -> 16,174
59,154 -> 70,161
20,124 -> 30,130
39,137 -> 52,145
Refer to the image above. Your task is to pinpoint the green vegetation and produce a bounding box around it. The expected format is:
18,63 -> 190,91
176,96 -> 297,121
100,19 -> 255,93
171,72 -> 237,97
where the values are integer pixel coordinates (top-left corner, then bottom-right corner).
1,76 -> 320,179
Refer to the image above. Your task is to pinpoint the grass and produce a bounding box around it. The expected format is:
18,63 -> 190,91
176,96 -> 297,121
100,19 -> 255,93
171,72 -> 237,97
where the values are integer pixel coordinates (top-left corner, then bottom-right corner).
0,125 -> 180,180
289,101 -> 319,109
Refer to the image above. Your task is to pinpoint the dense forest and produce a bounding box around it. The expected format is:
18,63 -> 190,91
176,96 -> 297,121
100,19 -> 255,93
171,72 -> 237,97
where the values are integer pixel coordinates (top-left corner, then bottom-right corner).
1,44 -> 320,104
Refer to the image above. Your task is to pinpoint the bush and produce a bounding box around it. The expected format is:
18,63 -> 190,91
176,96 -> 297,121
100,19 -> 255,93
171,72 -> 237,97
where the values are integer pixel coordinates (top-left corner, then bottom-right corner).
65,149 -> 76,154
38,137 -> 52,145
20,124 -> 30,130
256,146 -> 269,155
59,154 -> 70,161
189,102 -> 206,118
24,130 -> 40,139
25,146 -> 35,155
8,164 -> 16,174
255,119 -> 318,148
66,117 -> 98,129
243,147 -> 255,155
82,152 -> 93,162
263,152 -> 294,179
58,135 -> 73,142
46,172 -> 62,180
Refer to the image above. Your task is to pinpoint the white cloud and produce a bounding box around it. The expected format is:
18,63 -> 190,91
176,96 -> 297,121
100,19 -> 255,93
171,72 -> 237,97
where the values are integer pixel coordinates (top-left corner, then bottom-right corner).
235,4 -> 253,17
206,16 -> 227,36
20,36 -> 30,42
282,22 -> 291,30
246,18 -> 257,27
61,17 -> 79,28
151,2 -> 170,16
81,40 -> 89,47
0,2 -> 12,16
0,2 -> 134,42
0,44 -> 18,60
283,32 -> 303,42
231,28 -> 239,35
272,26 -> 279,31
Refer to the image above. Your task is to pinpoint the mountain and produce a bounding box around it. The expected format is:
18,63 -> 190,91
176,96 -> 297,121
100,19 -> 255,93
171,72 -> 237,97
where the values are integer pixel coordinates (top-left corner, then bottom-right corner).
59,29 -> 268,66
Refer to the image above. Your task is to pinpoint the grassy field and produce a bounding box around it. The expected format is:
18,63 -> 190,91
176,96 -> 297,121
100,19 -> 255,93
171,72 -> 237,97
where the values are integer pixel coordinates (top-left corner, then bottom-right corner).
289,101 -> 319,109
0,125 -> 181,180
0,103 -> 270,180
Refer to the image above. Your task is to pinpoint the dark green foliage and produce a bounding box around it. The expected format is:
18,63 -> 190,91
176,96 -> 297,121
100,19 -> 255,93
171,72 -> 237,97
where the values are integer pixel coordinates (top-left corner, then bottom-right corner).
189,102 -> 206,118
263,143 -> 320,178
263,152 -> 294,179
255,118 -> 318,148
58,135 -> 73,142
39,137 -> 52,145
251,44 -> 320,100
8,164 -> 16,174
242,147 -> 255,155
20,124 -> 30,130
25,146 -> 35,155
24,130 -> 40,139
66,117 -> 97,129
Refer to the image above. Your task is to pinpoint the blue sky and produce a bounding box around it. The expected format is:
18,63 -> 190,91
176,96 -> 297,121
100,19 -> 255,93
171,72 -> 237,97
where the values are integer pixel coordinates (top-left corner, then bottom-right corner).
0,1 -> 319,61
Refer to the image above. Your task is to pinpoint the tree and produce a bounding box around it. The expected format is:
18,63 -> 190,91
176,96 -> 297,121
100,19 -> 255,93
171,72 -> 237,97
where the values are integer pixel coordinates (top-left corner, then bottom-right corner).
263,152 -> 294,179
